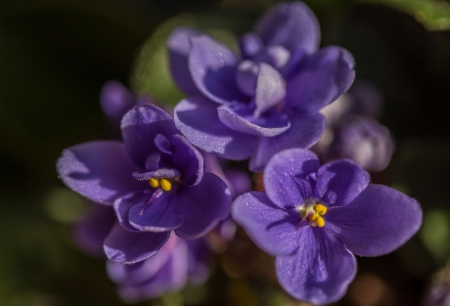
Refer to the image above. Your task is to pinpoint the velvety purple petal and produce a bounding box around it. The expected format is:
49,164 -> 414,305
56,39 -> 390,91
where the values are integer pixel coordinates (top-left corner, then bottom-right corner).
57,141 -> 147,205
286,46 -> 355,114
171,135 -> 204,185
276,227 -> 356,305
218,104 -> 290,137
239,33 -> 264,59
255,2 -> 320,54
121,105 -> 178,168
117,239 -> 188,303
114,194 -> 147,231
104,222 -> 170,264
254,63 -> 286,117
235,60 -> 259,96
144,153 -> 161,171
132,168 -> 180,180
100,81 -> 136,124
129,192 -> 184,232
224,169 -> 252,199
73,204 -> 116,257
174,97 -> 258,160
167,26 -> 202,95
326,184 -> 422,256
175,173 -> 231,238
154,134 -> 172,155
189,35 -> 246,104
249,113 -> 325,171
232,192 -> 300,256
107,234 -> 178,284
314,159 -> 370,207
263,149 -> 320,209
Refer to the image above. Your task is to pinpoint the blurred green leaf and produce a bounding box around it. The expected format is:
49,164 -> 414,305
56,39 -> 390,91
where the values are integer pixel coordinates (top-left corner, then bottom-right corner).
357,0 -> 450,30
420,209 -> 450,263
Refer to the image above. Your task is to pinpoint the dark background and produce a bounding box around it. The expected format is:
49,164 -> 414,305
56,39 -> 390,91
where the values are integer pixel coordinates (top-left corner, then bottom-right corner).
0,0 -> 449,305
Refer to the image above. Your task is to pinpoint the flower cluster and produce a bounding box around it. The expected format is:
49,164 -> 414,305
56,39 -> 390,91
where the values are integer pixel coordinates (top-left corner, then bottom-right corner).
56,2 -> 422,305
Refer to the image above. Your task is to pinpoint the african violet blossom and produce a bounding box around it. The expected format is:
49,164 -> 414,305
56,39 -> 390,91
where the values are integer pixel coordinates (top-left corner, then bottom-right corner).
232,148 -> 422,305
57,104 -> 231,264
107,234 -> 210,303
169,1 -> 355,171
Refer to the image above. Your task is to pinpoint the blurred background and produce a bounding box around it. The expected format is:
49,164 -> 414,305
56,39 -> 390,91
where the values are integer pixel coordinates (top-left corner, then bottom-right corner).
1,0 -> 450,305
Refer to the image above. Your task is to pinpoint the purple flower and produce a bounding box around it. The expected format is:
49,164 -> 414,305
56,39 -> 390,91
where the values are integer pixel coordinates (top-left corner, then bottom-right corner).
57,104 -> 231,264
232,148 -> 422,305
107,234 -> 211,303
168,2 -> 355,171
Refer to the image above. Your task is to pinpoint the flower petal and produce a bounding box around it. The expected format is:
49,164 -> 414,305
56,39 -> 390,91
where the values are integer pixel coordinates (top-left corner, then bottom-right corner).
239,33 -> 264,59
314,159 -> 370,207
56,141 -> 147,205
276,228 -> 356,305
132,168 -> 180,180
154,134 -> 172,155
189,35 -> 246,104
249,113 -> 325,171
326,184 -> 422,256
121,105 -> 178,168
114,194 -> 147,231
104,222 -> 170,264
174,97 -> 258,160
232,192 -> 300,256
100,80 -> 136,124
263,149 -> 320,209
218,104 -> 290,137
171,135 -> 204,185
167,26 -> 202,95
129,192 -> 184,232
254,63 -> 286,117
254,2 -> 320,55
286,46 -> 355,114
175,173 -> 231,238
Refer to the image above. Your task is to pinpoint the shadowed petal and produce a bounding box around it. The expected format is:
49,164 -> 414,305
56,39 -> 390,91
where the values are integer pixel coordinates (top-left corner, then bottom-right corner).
100,81 -> 136,124
175,173 -> 231,238
232,192 -> 300,256
326,184 -> 422,256
104,222 -> 170,264
174,97 -> 258,160
189,35 -> 246,104
171,135 -> 204,185
129,191 -> 184,232
249,113 -> 325,171
218,105 -> 290,137
57,141 -> 147,205
276,228 -> 356,305
286,46 -> 355,114
263,149 -> 320,209
167,26 -> 202,95
121,105 -> 178,168
114,194 -> 147,231
254,2 -> 320,54
314,159 -> 370,207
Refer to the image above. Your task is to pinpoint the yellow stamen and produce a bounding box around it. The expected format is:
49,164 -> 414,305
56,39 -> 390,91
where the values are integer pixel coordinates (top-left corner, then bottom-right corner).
160,178 -> 172,191
149,178 -> 160,188
313,204 -> 327,216
315,216 -> 325,227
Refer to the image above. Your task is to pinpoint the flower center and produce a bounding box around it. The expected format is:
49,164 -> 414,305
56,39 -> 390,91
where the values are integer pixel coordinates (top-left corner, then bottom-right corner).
297,203 -> 328,228
148,178 -> 172,191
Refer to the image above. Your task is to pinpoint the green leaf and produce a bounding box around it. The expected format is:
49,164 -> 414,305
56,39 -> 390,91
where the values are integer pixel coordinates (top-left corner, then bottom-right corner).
357,0 -> 450,30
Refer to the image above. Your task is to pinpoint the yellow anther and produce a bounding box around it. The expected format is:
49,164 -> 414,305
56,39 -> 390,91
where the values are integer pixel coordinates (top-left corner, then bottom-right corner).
149,178 -> 160,188
309,212 -> 325,228
313,204 -> 327,216
160,178 -> 172,192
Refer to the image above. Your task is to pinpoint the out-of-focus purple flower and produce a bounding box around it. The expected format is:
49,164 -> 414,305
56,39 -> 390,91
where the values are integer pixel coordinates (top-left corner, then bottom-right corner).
169,2 -> 355,171
232,148 -> 422,305
313,82 -> 393,171
107,234 -> 210,303
57,105 -> 231,264
100,80 -> 154,124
